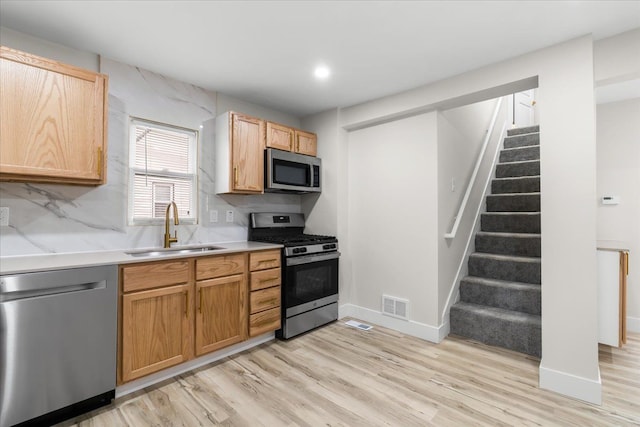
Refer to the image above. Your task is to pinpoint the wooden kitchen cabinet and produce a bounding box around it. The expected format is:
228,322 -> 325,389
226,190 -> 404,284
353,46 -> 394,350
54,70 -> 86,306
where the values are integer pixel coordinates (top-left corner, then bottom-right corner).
248,249 -> 282,336
120,283 -> 192,383
266,121 -> 318,157
0,46 -> 108,185
119,260 -> 191,383
195,254 -> 247,355
294,130 -> 317,157
215,111 -> 265,194
266,121 -> 293,151
119,252 -> 257,384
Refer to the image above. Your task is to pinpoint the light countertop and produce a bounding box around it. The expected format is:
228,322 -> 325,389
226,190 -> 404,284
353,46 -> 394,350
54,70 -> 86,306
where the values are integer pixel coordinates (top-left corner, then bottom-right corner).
0,241 -> 282,275
597,240 -> 631,252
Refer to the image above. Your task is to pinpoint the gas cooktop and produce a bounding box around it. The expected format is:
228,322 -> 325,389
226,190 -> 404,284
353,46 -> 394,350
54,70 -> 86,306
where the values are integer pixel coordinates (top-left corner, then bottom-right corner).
252,234 -> 337,247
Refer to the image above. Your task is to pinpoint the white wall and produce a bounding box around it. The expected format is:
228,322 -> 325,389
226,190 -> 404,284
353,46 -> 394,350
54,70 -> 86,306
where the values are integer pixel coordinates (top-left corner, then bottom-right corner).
594,28 -> 640,85
437,98 -> 506,321
347,113 -> 439,328
301,109 -> 339,236
596,98 -> 640,331
333,35 -> 600,403
0,26 -> 99,71
216,93 -> 301,129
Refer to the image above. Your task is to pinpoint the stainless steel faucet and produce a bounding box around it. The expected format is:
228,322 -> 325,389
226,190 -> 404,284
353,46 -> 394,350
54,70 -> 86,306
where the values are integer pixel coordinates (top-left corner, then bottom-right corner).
164,201 -> 179,248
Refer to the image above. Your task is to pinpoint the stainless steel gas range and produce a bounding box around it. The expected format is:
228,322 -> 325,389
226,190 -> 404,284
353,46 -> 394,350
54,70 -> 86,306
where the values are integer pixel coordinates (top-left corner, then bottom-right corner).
249,212 -> 339,339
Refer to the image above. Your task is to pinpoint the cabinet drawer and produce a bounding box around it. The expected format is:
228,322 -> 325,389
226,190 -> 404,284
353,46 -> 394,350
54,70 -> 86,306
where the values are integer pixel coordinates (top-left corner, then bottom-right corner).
249,250 -> 281,271
250,286 -> 281,314
249,307 -> 281,337
250,268 -> 281,291
122,261 -> 189,292
196,253 -> 245,280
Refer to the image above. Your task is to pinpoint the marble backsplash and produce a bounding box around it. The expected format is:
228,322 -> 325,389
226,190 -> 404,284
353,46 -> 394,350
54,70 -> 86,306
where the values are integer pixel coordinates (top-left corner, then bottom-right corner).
0,58 -> 300,256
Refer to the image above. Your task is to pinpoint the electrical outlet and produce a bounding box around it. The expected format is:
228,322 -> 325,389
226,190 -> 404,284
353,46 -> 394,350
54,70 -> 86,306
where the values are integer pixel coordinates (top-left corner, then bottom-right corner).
226,210 -> 234,223
0,207 -> 9,227
451,178 -> 456,192
209,210 -> 218,223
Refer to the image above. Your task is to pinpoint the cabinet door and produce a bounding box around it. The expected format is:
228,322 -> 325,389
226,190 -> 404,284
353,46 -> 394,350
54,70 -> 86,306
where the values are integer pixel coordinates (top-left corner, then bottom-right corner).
0,46 -> 107,185
195,274 -> 247,356
231,113 -> 264,193
294,130 -> 317,157
266,121 -> 293,151
121,284 -> 192,382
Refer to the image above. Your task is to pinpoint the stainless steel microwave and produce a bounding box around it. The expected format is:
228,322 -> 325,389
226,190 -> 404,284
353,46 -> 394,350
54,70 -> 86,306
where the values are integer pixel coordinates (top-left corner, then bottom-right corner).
265,148 -> 321,193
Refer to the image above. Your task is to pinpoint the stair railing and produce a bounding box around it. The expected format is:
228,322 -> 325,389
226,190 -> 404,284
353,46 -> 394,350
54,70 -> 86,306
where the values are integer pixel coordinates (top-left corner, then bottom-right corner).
441,97 -> 509,324
445,97 -> 503,239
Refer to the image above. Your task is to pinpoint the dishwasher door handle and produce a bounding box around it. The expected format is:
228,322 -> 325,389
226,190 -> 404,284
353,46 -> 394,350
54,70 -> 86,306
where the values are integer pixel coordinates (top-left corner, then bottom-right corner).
0,280 -> 106,302
0,266 -> 112,302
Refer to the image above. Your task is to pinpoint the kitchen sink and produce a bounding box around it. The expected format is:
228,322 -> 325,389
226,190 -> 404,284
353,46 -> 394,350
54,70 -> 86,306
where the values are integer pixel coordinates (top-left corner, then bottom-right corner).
126,245 -> 224,258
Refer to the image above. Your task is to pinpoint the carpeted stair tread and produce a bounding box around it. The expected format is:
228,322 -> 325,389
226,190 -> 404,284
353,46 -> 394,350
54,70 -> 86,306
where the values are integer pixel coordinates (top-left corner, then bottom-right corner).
499,145 -> 540,163
468,252 -> 541,284
469,252 -> 541,263
450,302 -> 541,357
507,125 -> 539,136
496,160 -> 540,178
460,276 -> 541,314
475,231 -> 541,257
452,125 -> 542,357
504,133 -> 540,149
481,212 -> 541,233
492,176 -> 540,194
486,192 -> 540,212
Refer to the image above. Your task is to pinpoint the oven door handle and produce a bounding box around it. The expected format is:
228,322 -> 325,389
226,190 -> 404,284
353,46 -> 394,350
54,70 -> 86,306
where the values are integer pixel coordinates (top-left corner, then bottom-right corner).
286,251 -> 340,266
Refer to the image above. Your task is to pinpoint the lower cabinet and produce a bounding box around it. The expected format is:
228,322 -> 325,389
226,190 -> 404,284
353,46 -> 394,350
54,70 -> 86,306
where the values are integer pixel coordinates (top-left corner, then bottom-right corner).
121,283 -> 192,383
196,274 -> 247,355
249,250 -> 282,337
119,251 -> 274,384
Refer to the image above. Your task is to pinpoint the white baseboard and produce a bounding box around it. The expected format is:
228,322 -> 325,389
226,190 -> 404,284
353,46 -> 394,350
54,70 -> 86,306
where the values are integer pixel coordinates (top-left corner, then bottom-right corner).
339,303 -> 447,343
627,316 -> 640,333
116,333 -> 275,398
539,363 -> 602,405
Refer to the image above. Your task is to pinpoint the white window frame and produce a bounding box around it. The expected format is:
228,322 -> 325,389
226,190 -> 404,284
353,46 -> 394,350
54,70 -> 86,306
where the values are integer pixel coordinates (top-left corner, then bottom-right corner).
128,117 -> 198,225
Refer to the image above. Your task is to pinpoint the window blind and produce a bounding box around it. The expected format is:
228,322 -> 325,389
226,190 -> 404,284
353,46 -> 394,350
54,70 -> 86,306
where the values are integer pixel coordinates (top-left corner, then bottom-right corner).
129,119 -> 197,223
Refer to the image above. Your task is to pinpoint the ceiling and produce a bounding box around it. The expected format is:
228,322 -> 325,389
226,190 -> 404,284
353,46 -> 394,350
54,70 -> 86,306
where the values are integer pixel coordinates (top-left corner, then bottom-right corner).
1,1 -> 639,117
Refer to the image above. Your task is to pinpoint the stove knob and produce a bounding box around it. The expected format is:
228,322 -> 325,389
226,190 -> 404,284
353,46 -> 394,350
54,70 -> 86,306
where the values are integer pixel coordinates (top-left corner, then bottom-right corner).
323,244 -> 336,250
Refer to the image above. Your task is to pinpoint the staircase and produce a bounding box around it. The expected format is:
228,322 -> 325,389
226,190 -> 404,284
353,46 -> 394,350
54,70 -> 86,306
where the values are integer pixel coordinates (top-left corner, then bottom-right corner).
450,125 -> 541,357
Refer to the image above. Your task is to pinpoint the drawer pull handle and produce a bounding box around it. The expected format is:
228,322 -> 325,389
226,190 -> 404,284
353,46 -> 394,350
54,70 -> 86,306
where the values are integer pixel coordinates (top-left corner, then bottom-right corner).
184,291 -> 189,316
199,288 -> 203,313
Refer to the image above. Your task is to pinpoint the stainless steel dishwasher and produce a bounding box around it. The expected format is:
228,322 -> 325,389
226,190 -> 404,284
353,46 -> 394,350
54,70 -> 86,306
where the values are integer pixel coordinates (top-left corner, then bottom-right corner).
0,265 -> 118,427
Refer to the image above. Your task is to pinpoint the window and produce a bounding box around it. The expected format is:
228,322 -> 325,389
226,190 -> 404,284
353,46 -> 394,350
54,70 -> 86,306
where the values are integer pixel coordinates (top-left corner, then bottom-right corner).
129,118 -> 198,224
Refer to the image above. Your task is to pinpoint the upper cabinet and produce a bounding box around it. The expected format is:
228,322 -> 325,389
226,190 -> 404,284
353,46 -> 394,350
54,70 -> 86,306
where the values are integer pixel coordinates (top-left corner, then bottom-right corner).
294,129 -> 317,157
0,46 -> 108,185
266,121 -> 293,152
266,121 -> 317,157
215,111 -> 265,194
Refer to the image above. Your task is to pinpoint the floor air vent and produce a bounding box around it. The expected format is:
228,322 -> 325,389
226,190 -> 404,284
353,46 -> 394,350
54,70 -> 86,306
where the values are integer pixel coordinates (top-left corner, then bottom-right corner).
382,295 -> 409,320
345,320 -> 373,331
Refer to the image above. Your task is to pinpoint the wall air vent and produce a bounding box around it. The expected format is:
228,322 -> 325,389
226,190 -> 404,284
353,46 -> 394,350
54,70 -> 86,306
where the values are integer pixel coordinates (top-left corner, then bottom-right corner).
382,295 -> 409,320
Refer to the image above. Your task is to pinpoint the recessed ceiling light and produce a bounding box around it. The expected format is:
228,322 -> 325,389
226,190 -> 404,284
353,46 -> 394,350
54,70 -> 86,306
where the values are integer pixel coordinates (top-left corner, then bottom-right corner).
314,65 -> 331,80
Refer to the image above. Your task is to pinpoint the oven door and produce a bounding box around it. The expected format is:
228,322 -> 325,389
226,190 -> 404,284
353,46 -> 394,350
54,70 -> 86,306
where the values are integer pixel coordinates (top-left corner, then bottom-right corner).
283,251 -> 339,315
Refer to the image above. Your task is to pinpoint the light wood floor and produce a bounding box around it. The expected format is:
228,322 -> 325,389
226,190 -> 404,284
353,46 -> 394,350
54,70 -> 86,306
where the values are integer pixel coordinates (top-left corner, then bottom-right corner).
59,320 -> 640,426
